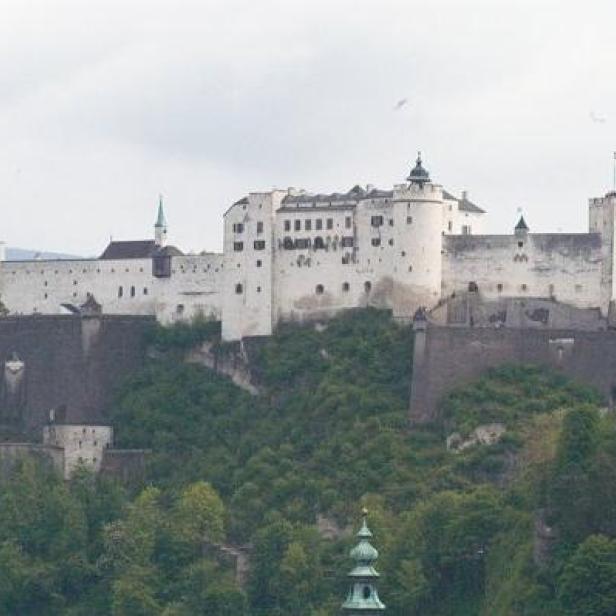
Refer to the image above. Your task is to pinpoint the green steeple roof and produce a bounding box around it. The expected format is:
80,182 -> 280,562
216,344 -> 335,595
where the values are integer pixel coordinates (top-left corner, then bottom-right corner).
342,509 -> 386,614
155,195 -> 167,228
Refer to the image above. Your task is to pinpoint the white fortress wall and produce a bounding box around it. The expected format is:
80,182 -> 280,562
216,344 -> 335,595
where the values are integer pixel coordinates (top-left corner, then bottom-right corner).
222,191 -> 283,341
0,254 -> 223,322
274,199 -> 392,325
441,232 -> 604,310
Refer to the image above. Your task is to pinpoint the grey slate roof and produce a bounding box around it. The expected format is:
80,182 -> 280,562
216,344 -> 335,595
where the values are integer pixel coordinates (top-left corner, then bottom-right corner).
458,197 -> 485,214
100,240 -> 184,260
281,184 -> 393,207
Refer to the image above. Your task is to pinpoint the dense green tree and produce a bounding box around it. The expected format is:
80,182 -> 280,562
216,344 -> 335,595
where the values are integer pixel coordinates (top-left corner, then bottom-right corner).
558,535 -> 616,615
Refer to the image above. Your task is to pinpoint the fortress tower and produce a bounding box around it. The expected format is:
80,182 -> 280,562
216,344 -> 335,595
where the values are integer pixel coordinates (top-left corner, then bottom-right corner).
391,154 -> 445,318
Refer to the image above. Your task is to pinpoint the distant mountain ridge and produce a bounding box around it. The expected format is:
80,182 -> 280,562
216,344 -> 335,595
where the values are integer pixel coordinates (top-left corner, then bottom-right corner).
6,247 -> 84,261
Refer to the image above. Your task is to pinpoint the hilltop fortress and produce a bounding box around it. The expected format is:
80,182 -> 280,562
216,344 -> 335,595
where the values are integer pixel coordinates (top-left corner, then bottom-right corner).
2,155 -> 616,340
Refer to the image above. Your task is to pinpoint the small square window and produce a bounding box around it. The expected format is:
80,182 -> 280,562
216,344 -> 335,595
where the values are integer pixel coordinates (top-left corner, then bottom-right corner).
234,242 -> 244,252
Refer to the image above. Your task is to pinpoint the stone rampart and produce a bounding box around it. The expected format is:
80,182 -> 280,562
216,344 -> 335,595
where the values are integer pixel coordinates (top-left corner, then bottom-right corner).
0,314 -> 152,437
410,325 -> 616,423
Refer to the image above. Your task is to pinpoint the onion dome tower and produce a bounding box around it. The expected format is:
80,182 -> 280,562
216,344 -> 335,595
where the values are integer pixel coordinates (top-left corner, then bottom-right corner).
407,152 -> 430,187
342,509 -> 386,614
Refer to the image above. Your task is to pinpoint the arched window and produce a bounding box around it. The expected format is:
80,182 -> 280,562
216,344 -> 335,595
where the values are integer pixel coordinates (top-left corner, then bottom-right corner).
314,236 -> 325,250
342,282 -> 350,292
130,286 -> 136,297
364,281 -> 372,293
315,284 -> 324,295
118,286 -> 123,298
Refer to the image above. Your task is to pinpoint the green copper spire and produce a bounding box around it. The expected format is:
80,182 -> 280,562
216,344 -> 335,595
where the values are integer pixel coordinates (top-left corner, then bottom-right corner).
342,508 -> 386,614
155,194 -> 167,228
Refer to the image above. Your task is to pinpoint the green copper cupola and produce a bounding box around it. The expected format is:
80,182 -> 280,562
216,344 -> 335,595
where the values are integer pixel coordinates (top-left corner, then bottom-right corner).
342,509 -> 386,614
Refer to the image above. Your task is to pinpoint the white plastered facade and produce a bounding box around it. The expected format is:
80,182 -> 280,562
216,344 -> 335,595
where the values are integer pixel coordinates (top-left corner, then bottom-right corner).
2,160 -> 616,340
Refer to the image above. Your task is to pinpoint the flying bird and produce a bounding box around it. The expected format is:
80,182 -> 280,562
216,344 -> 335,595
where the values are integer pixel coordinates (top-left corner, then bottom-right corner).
590,111 -> 607,124
394,98 -> 409,111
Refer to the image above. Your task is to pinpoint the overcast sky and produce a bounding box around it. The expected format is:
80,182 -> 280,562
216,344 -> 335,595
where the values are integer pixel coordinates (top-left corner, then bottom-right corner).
1,0 -> 616,255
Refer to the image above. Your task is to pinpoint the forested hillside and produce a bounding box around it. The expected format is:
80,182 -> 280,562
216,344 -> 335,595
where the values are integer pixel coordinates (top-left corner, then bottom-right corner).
1,309 -> 616,615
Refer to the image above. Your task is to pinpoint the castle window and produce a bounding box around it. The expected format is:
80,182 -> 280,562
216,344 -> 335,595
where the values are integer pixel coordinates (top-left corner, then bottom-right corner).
342,282 -> 350,292
341,236 -> 354,248
233,242 -> 244,252
448,220 -> 452,231
44,281 -> 48,286
389,218 -> 394,226
315,284 -> 324,295
44,293 -> 48,299
364,281 -> 372,293
254,240 -> 266,250
232,223 -> 244,233
305,219 -> 312,231
521,283 -> 527,292
143,287 -> 148,295
257,286 -> 262,293
130,286 -> 135,297
497,283 -> 503,293
176,304 -> 185,314
345,216 -> 352,229
235,283 -> 243,294
256,260 -> 262,268
118,286 -> 123,298
314,237 -> 325,250
73,280 -> 78,285
388,239 -> 394,246
316,219 -> 323,230
371,238 -> 381,247
326,218 -> 333,230
284,220 -> 291,231
295,220 -> 301,231
371,215 -> 383,227
257,221 -> 264,234
408,265 -> 413,272
401,251 -> 406,257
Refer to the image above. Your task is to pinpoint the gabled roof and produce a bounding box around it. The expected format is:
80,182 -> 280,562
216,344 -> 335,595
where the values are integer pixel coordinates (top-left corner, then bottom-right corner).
458,197 -> 485,214
100,240 -> 157,259
100,240 -> 184,260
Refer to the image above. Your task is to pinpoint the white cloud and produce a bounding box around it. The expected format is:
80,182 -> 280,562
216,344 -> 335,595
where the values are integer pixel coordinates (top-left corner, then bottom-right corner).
0,0 -> 615,253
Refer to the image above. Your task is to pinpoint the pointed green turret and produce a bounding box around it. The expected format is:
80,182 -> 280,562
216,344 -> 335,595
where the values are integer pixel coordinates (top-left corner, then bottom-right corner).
155,195 -> 167,228
155,195 -> 168,247
342,509 -> 386,614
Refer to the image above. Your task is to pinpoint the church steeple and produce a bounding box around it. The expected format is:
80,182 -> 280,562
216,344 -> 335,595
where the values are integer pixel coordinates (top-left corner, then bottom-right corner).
342,509 -> 386,614
155,195 -> 168,247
